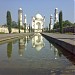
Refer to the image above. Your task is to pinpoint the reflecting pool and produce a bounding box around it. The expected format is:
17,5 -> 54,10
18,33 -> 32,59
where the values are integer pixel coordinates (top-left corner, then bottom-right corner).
0,33 -> 75,75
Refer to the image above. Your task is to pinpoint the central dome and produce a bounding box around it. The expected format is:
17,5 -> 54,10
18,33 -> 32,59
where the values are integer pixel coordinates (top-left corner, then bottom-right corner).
35,14 -> 43,19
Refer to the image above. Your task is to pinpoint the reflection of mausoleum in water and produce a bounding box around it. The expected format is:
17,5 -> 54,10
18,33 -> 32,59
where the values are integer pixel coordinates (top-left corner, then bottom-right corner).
32,33 -> 45,51
32,14 -> 45,32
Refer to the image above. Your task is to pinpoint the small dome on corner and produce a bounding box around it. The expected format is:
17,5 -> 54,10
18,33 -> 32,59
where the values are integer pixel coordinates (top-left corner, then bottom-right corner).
19,8 -> 22,10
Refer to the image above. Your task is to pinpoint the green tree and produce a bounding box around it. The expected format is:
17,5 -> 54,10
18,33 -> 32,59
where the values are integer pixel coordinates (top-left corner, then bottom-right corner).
29,24 -> 31,32
24,23 -> 26,33
54,20 -> 73,29
7,42 -> 12,58
73,23 -> 75,26
7,11 -> 12,33
18,20 -> 20,33
49,23 -> 50,32
59,11 -> 63,33
63,20 -> 73,27
31,26 -> 32,32
53,22 -> 59,29
12,21 -> 18,28
45,26 -> 48,32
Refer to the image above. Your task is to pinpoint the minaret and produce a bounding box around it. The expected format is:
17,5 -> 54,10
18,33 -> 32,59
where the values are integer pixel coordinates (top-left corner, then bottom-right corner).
50,14 -> 53,30
54,8 -> 59,24
18,8 -> 23,26
24,14 -> 27,24
32,17 -> 35,29
43,16 -> 45,28
24,14 -> 27,32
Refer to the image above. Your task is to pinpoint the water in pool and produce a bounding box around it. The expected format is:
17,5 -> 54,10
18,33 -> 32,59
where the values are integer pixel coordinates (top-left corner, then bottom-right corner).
0,33 -> 75,75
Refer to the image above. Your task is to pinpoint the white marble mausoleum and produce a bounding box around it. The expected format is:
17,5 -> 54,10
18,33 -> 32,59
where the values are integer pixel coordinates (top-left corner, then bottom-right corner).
32,14 -> 45,32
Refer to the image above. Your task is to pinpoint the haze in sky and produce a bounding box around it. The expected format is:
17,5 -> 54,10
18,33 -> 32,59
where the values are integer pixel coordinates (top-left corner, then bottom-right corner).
0,0 -> 74,26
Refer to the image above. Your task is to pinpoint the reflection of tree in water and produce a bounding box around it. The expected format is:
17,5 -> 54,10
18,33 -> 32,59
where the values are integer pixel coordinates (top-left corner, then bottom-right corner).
12,39 -> 18,44
26,36 -> 29,43
49,41 -> 62,58
7,42 -> 12,58
26,36 -> 31,43
53,44 -> 62,58
50,43 -> 54,51
49,41 -> 75,66
53,46 -> 62,58
58,49 -> 62,57
24,37 -> 26,44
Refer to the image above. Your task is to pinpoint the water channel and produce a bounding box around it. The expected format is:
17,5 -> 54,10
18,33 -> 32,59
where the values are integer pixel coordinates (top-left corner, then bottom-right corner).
0,33 -> 75,75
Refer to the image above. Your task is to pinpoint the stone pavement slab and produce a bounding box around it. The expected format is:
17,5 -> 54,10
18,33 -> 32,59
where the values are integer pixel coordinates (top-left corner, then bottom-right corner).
42,33 -> 75,45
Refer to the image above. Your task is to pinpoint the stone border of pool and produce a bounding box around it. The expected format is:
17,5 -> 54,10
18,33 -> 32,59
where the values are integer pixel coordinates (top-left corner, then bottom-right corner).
41,33 -> 75,55
0,33 -> 34,42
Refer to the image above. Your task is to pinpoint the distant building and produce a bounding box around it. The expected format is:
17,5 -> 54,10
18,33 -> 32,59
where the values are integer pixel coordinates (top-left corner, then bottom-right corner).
54,8 -> 59,24
32,13 -> 45,32
50,14 -> 53,30
18,8 -> 23,26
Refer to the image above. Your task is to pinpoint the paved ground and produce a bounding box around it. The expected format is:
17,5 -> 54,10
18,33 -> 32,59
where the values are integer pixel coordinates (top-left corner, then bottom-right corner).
0,33 -> 34,42
41,33 -> 75,46
41,33 -> 75,56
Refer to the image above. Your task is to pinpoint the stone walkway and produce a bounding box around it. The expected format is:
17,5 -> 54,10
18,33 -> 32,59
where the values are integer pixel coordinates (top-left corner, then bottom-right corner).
42,33 -> 75,45
41,33 -> 75,55
0,33 -> 34,42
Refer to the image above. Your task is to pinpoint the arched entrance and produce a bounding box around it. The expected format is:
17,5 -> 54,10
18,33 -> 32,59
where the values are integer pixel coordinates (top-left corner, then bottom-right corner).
36,22 -> 41,29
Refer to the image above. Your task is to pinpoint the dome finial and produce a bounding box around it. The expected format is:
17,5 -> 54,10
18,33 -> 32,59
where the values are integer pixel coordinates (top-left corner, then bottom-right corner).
19,8 -> 22,10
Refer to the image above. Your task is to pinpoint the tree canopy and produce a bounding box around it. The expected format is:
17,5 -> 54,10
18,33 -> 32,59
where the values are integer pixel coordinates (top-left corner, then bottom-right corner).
6,11 -> 12,33
59,11 -> 63,33
53,20 -> 74,29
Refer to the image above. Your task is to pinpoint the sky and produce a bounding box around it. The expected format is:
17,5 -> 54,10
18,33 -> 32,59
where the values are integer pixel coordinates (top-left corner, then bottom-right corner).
0,0 -> 74,27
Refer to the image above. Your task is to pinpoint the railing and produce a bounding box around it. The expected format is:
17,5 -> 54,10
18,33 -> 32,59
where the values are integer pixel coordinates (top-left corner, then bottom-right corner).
54,26 -> 75,33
